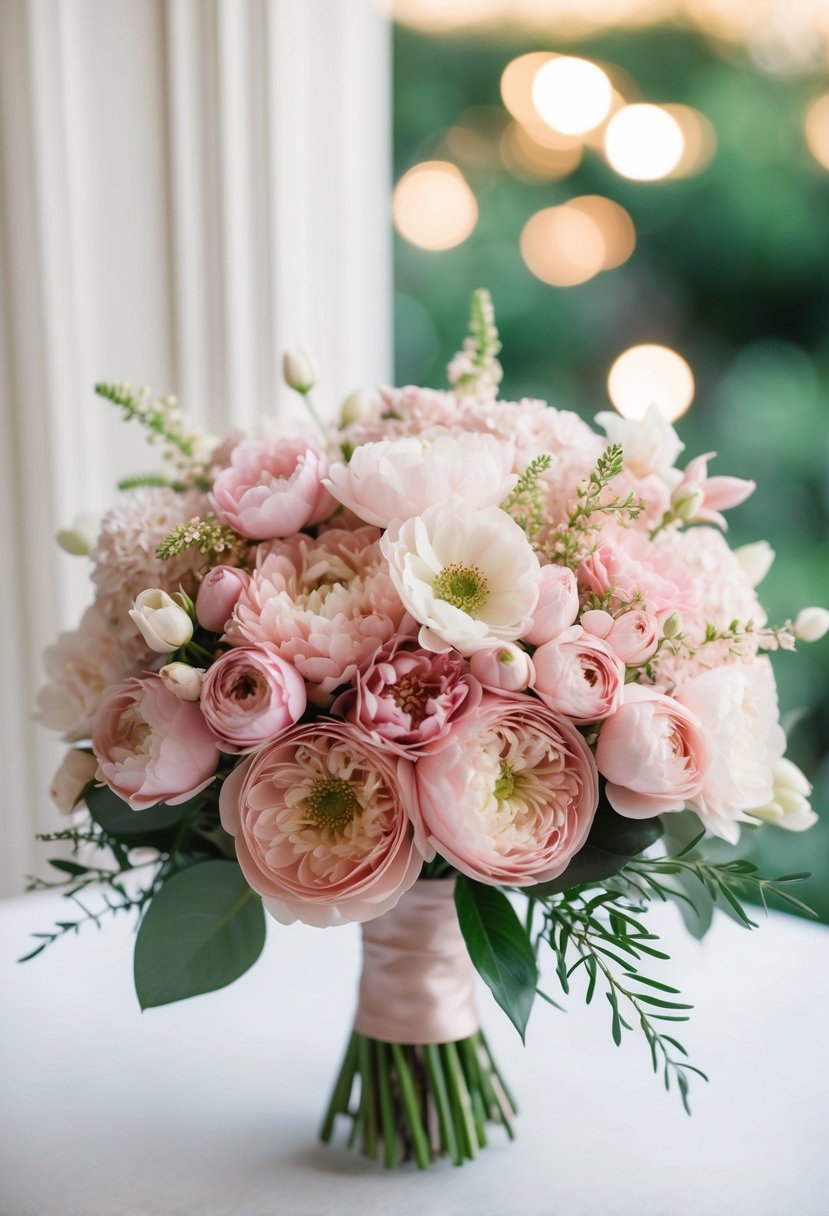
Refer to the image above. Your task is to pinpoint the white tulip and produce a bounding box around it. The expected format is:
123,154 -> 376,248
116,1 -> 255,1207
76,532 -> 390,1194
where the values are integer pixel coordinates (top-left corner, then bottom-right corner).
129,589 -> 194,653
792,606 -> 829,643
159,661 -> 204,701
747,757 -> 817,832
282,347 -> 319,394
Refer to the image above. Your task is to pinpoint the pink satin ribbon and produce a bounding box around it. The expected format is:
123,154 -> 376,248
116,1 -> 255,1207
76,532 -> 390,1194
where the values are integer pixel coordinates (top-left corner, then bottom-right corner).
354,878 -> 479,1045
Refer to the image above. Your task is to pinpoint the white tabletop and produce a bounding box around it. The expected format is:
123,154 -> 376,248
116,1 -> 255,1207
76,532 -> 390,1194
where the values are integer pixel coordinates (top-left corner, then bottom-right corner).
2,887 -> 828,1216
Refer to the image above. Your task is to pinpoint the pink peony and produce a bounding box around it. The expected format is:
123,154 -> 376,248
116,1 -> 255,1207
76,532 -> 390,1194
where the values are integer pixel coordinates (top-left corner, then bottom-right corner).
533,627 -> 625,724
225,527 -> 413,698
410,694 -> 598,886
595,685 -> 709,819
200,646 -> 307,753
522,564 -> 579,646
323,429 -> 516,529
210,436 -> 333,540
92,674 -> 220,810
331,643 -> 481,757
36,605 -> 135,741
196,566 -> 251,633
219,720 -> 424,926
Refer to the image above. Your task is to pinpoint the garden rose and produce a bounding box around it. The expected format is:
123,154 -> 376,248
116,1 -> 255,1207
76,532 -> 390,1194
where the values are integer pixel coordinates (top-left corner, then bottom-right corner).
200,646 -> 306,753
219,720 -> 423,926
469,643 -> 533,693
196,566 -> 251,633
411,694 -> 598,885
533,628 -> 625,724
521,564 -> 579,646
211,436 -> 333,540
331,644 -> 480,756
92,675 -> 220,810
595,685 -> 709,819
324,429 -> 516,529
381,502 -> 541,655
605,610 -> 660,665
129,589 -> 194,653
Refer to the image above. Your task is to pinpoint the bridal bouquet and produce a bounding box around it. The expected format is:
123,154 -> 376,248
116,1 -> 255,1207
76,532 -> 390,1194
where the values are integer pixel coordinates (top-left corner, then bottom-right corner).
30,292 -> 823,1169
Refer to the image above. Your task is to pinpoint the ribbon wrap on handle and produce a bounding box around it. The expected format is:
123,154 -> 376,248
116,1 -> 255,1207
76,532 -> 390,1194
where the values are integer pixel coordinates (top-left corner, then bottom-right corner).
354,877 -> 479,1045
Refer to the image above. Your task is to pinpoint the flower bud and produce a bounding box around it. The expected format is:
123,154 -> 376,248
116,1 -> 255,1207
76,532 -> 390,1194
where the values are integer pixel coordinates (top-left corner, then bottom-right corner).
340,388 -> 377,426
49,749 -> 98,814
747,757 -> 817,832
160,662 -> 205,702
129,589 -> 194,653
196,566 -> 251,633
579,609 -> 613,639
792,606 -> 829,643
470,643 -> 533,693
734,540 -> 775,588
661,611 -> 683,640
670,480 -> 704,522
523,565 -> 579,646
56,513 -> 100,556
282,347 -> 319,394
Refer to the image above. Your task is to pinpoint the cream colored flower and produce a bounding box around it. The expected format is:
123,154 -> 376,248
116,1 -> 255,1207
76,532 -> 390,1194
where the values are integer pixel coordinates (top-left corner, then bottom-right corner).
747,758 -> 817,832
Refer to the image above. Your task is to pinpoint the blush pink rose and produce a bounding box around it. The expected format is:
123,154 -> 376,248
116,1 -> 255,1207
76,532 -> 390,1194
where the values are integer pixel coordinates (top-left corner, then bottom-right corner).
522,564 -> 579,646
200,646 -> 306,753
196,566 -> 251,633
469,643 -> 533,693
210,436 -> 333,540
92,675 -> 220,810
331,644 -> 481,757
595,684 -> 709,819
532,627 -> 625,724
409,694 -> 598,886
219,720 -> 424,926
605,610 -> 660,665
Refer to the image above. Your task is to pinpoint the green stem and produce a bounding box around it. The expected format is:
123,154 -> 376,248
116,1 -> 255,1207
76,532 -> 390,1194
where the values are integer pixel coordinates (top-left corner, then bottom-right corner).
423,1043 -> 462,1166
390,1043 -> 431,1169
375,1041 -> 398,1170
441,1041 -> 478,1160
319,1031 -> 358,1142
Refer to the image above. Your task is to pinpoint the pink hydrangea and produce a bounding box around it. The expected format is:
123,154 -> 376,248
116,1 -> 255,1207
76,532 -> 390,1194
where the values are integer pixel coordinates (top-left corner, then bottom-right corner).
224,527 -> 413,698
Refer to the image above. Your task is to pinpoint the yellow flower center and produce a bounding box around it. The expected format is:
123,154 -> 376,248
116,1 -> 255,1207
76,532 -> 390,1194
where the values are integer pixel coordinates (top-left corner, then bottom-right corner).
306,777 -> 360,833
433,562 -> 489,614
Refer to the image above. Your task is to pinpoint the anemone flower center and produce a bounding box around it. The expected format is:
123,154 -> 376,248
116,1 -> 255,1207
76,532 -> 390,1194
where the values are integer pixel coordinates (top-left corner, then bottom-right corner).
433,562 -> 489,615
306,777 -> 360,833
494,760 -> 518,802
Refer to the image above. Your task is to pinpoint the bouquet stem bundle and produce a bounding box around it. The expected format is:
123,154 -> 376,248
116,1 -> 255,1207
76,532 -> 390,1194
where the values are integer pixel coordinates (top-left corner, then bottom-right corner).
320,1029 -> 516,1168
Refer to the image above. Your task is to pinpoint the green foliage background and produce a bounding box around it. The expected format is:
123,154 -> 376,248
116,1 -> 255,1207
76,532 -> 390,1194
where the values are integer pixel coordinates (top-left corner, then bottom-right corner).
392,23 -> 829,919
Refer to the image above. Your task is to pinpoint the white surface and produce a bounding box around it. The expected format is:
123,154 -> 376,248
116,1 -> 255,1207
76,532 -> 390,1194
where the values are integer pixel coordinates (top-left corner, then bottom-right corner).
2,892 -> 828,1216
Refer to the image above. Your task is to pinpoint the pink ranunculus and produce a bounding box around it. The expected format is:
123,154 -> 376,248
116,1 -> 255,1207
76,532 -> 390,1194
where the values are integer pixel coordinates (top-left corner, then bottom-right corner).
200,646 -> 307,754
674,660 -> 785,844
196,566 -> 252,633
225,527 -> 414,699
411,694 -> 598,886
595,685 -> 709,819
522,563 -> 579,646
92,675 -> 220,810
532,627 -> 625,724
219,720 -> 424,926
331,643 -> 481,757
580,609 -> 614,638
673,451 -> 755,530
469,643 -> 533,693
605,609 -> 660,665
210,436 -> 334,540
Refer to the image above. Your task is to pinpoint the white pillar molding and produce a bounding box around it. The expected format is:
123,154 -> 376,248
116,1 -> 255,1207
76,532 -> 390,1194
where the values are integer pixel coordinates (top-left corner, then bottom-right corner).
0,0 -> 391,896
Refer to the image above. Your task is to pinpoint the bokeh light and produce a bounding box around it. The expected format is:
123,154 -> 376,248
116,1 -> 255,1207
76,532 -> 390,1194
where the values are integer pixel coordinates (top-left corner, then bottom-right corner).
520,196 -> 635,287
568,196 -> 636,269
500,121 -> 583,181
604,104 -> 685,180
607,344 -> 695,421
805,94 -> 829,171
662,105 -> 717,177
531,57 -> 613,136
392,162 -> 478,251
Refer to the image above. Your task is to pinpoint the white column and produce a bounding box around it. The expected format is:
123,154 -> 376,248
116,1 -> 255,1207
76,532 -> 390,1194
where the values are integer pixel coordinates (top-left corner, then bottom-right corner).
0,0 -> 391,896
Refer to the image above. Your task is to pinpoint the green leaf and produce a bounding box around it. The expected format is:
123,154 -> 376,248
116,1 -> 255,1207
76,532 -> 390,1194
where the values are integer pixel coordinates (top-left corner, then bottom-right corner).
527,803 -> 663,897
134,861 -> 265,1009
454,877 -> 538,1042
85,782 -> 190,841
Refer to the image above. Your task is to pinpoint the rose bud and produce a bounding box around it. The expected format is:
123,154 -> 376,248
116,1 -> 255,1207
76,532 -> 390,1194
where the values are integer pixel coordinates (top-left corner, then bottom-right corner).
522,564 -> 579,646
196,566 -> 251,633
580,609 -> 614,639
282,347 -> 319,394
200,646 -> 307,753
129,589 -> 194,653
160,662 -> 205,702
469,643 -> 533,693
606,610 -> 660,665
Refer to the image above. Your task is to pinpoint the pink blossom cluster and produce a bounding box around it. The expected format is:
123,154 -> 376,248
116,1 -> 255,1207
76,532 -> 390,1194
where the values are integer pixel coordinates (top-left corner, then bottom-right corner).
39,344 -> 823,926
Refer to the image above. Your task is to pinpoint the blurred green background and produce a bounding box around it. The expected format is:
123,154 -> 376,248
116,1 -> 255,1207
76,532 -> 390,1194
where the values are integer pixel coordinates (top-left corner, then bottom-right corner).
391,13 -> 829,918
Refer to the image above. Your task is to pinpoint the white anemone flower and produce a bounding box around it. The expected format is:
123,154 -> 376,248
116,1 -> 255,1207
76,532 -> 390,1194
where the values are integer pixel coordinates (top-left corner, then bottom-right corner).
381,502 -> 541,655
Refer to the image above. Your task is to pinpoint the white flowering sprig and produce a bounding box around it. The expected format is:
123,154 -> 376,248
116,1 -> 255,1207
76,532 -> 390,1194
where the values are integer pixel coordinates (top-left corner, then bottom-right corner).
448,288 -> 504,402
155,513 -> 248,566
95,382 -> 215,488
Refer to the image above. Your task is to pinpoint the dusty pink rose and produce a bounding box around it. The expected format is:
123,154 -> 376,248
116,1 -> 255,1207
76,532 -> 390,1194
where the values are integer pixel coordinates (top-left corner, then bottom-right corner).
522,564 -> 579,646
410,694 -> 598,885
533,627 -> 625,724
605,610 -> 660,665
674,660 -> 785,844
469,643 -> 533,693
595,685 -> 709,819
219,720 -> 424,926
201,646 -> 306,753
196,566 -> 251,633
225,527 -> 413,698
331,644 -> 480,757
210,436 -> 333,540
92,675 -> 220,810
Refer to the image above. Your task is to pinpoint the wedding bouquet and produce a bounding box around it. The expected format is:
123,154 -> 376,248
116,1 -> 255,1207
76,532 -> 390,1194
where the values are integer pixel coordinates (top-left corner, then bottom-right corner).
30,291 -> 823,1169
